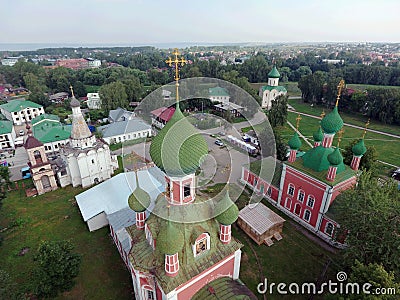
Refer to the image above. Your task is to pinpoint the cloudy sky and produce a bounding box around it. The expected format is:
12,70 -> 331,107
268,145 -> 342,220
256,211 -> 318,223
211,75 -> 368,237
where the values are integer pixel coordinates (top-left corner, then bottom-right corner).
1,0 -> 399,46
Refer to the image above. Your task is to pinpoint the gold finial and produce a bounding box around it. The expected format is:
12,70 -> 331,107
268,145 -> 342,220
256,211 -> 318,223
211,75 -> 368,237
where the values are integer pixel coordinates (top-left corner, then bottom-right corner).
337,128 -> 344,147
320,110 -> 326,119
295,114 -> 302,130
69,85 -> 75,98
335,79 -> 345,107
165,48 -> 187,102
362,119 -> 370,139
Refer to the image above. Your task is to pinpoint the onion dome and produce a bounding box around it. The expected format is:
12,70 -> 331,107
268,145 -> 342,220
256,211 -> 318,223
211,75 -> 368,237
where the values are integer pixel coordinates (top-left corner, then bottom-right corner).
128,173 -> 151,212
288,132 -> 302,150
216,191 -> 239,225
268,65 -> 280,78
352,139 -> 367,156
320,106 -> 343,134
157,221 -> 184,255
327,147 -> 343,166
70,96 -> 80,108
150,104 -> 208,176
313,127 -> 324,142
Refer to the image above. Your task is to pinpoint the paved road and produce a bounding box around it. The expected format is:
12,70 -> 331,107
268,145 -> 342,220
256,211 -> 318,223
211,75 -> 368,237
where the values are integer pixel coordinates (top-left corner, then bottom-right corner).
6,147 -> 29,181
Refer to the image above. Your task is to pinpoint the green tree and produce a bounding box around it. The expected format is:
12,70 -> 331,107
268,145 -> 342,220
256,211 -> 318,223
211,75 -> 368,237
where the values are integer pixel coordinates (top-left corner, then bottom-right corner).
34,240 -> 81,298
99,81 -> 128,112
122,77 -> 143,102
268,94 -> 288,127
342,139 -> 377,172
347,260 -> 400,300
334,171 -> 400,278
0,269 -> 20,300
0,166 -> 11,208
273,128 -> 288,161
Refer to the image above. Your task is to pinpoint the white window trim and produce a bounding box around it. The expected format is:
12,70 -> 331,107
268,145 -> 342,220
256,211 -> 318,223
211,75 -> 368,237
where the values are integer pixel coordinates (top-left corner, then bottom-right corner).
303,209 -> 311,222
297,189 -> 305,203
287,183 -> 295,196
307,195 -> 315,208
325,222 -> 334,236
192,233 -> 210,258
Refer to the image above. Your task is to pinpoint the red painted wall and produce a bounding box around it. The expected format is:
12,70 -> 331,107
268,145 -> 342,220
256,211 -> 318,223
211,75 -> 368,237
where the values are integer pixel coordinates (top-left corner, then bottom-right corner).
176,253 -> 236,299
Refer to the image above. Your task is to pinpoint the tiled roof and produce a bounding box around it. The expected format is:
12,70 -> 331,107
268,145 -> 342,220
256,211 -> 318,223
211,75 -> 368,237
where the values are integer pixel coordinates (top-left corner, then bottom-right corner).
150,106 -> 175,122
0,99 -> 42,112
25,135 -> 43,149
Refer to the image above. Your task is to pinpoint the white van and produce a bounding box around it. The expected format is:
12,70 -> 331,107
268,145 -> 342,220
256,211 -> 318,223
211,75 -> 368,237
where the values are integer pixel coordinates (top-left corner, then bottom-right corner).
14,137 -> 24,147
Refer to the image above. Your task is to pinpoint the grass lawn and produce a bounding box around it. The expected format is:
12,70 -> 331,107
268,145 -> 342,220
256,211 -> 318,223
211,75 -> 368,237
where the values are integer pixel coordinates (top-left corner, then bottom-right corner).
0,185 -> 133,299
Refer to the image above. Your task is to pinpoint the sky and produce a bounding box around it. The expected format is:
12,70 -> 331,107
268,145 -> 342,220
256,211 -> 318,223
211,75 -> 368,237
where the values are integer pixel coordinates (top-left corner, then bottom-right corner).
1,0 -> 399,46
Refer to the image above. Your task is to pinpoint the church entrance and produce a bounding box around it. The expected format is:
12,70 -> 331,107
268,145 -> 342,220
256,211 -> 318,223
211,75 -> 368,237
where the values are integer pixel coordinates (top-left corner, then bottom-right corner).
41,175 -> 50,189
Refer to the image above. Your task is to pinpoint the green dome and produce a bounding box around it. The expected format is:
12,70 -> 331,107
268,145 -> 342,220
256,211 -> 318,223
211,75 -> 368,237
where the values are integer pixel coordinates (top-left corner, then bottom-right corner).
320,106 -> 343,134
313,127 -> 324,142
288,132 -> 302,150
327,147 -> 343,166
352,139 -> 367,156
216,192 -> 239,225
150,104 -> 209,176
268,66 -> 280,78
128,187 -> 151,212
157,221 -> 184,255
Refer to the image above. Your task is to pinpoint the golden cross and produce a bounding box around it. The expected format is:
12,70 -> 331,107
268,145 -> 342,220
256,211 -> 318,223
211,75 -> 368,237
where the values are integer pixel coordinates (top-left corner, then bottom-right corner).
165,49 -> 187,102
69,85 -> 75,98
295,114 -> 302,130
362,119 -> 370,139
337,128 -> 344,147
320,110 -> 326,119
335,79 -> 345,107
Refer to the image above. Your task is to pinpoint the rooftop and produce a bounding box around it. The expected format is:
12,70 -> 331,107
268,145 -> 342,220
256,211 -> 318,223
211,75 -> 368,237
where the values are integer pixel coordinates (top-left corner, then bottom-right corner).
209,86 -> 230,97
98,118 -> 151,138
150,106 -> 175,122
0,120 -> 13,135
239,203 -> 285,235
0,99 -> 42,112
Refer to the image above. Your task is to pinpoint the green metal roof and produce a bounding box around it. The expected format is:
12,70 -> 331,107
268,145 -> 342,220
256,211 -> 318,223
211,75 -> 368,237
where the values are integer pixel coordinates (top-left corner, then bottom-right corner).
0,99 -> 42,112
150,104 -> 209,176
301,145 -> 345,172
128,176 -> 151,213
216,191 -> 239,225
313,127 -> 324,142
247,157 -> 283,188
31,113 -> 59,126
32,120 -> 71,143
156,221 -> 185,255
327,147 -> 343,166
288,132 -> 302,150
192,277 -> 257,300
320,106 -> 343,134
268,65 -> 280,78
352,139 -> 367,156
260,85 -> 287,92
209,87 -> 230,97
0,120 -> 13,135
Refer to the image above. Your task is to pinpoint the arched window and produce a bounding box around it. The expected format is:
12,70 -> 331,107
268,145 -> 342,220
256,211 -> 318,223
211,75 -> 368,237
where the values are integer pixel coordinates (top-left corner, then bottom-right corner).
33,150 -> 41,159
284,198 -> 292,210
142,287 -> 155,300
287,183 -> 295,196
294,203 -> 301,216
307,195 -> 315,208
145,225 -> 154,250
325,223 -> 334,236
267,187 -> 272,197
297,190 -> 305,202
193,233 -> 210,257
303,209 -> 311,222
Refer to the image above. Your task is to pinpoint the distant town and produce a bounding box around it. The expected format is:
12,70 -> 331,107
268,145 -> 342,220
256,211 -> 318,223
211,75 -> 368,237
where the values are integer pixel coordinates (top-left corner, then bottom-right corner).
0,43 -> 399,299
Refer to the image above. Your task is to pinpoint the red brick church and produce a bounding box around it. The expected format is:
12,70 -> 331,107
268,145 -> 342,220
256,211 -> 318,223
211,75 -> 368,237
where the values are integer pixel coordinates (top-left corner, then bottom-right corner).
242,81 -> 368,246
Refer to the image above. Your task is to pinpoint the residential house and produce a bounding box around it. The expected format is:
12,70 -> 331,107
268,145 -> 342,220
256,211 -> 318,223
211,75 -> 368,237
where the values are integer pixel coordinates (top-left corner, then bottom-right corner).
0,99 -> 45,125
209,87 -> 230,104
108,107 -> 135,123
150,106 -> 175,129
86,93 -> 101,109
0,120 -> 16,150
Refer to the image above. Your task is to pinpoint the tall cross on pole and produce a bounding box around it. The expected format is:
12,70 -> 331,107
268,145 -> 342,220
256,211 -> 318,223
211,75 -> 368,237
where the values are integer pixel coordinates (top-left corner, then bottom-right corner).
295,114 -> 302,131
335,79 -> 345,107
362,119 -> 370,139
69,85 -> 75,98
337,128 -> 344,147
165,48 -> 187,102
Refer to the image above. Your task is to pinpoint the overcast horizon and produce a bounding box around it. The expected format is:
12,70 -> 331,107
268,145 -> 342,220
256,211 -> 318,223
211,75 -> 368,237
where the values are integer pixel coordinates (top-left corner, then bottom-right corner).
1,0 -> 399,48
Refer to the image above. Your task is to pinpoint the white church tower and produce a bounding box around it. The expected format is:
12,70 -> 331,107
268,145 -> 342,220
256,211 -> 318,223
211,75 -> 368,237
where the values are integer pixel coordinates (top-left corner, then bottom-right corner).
259,65 -> 287,109
59,88 -> 118,188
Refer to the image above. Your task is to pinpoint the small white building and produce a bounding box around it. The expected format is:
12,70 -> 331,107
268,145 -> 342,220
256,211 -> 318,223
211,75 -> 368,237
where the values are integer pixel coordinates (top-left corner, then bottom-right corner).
86,92 -> 101,109
98,118 -> 152,145
0,120 -> 16,150
209,87 -> 230,104
87,58 -> 102,68
259,66 -> 287,109
1,56 -> 26,66
0,99 -> 45,125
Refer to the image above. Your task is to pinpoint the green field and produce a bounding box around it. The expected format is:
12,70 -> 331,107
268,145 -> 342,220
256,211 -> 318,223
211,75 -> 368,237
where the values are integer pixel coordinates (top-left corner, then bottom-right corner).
347,83 -> 400,91
0,185 -> 133,299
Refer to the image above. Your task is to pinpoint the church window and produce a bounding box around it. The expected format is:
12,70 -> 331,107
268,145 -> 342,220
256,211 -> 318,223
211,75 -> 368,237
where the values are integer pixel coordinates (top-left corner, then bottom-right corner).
284,198 -> 291,210
166,181 -> 171,198
143,288 -> 154,300
145,225 -> 155,250
297,190 -> 305,202
194,233 -> 210,257
33,150 -> 41,159
307,195 -> 315,208
183,183 -> 191,198
287,183 -> 295,196
92,159 -> 95,164
325,223 -> 334,236
294,203 -> 301,215
303,210 -> 311,222
267,187 -> 272,196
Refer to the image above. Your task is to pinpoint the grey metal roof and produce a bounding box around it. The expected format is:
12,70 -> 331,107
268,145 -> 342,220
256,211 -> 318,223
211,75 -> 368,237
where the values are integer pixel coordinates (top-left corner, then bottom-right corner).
75,169 -> 164,222
107,207 -> 136,232
108,107 -> 134,122
239,203 -> 285,235
98,117 -> 151,138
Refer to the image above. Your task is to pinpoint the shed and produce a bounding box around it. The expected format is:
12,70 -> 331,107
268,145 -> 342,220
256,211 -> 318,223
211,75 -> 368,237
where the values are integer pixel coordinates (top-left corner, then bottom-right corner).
238,203 -> 285,246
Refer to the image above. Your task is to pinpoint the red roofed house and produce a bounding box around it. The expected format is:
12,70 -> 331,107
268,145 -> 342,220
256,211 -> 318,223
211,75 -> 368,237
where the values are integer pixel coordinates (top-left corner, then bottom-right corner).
151,106 -> 176,129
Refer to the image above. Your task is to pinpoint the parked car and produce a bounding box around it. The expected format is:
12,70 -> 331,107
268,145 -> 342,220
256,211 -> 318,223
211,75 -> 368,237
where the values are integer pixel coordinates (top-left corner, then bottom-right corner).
19,129 -> 24,136
215,139 -> 224,146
